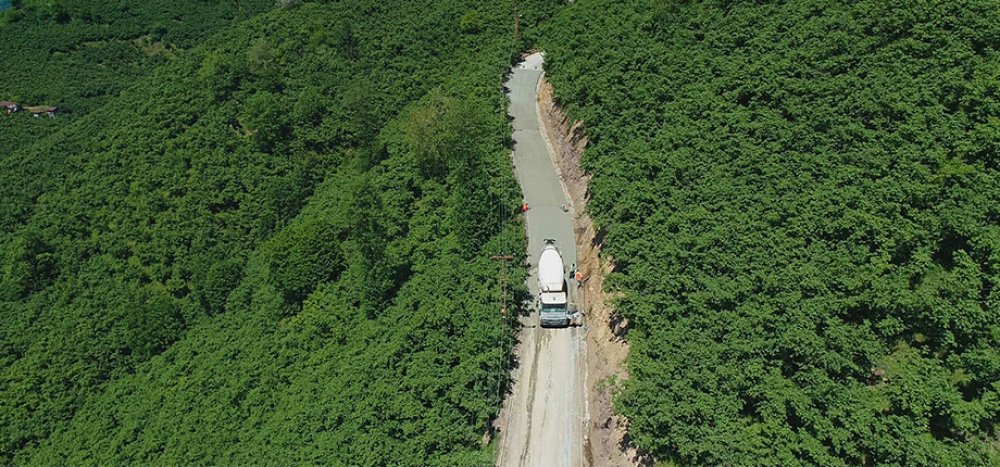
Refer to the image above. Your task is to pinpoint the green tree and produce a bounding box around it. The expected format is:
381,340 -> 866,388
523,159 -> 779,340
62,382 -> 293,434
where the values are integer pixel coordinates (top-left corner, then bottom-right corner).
239,91 -> 288,152
0,229 -> 57,300
459,10 -> 484,34
404,89 -> 463,176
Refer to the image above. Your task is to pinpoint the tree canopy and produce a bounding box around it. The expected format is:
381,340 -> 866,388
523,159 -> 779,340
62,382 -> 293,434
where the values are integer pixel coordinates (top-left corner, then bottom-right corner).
542,0 -> 1000,464
0,0 -> 275,158
0,0 -> 536,464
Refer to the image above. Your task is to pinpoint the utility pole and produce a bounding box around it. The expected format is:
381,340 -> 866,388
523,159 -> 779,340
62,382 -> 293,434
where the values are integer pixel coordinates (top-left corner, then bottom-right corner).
490,255 -> 514,315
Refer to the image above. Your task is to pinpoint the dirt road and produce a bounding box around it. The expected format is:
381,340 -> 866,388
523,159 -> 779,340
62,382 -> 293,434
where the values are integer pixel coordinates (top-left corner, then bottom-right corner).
497,53 -> 588,467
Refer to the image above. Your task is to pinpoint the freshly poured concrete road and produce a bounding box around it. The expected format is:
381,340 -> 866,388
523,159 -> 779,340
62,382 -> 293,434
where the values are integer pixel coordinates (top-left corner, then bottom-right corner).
497,53 -> 587,467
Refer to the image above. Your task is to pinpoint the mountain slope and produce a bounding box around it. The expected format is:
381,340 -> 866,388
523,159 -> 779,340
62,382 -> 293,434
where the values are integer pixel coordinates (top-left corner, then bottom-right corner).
542,0 -> 1000,464
0,0 -> 274,157
1,1 -> 529,463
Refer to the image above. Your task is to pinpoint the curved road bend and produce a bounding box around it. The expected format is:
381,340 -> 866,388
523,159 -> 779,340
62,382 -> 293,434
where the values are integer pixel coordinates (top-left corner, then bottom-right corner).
498,53 -> 587,467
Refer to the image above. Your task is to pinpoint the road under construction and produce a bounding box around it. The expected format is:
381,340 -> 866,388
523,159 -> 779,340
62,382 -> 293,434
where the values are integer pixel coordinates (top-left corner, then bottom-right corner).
496,52 -> 588,467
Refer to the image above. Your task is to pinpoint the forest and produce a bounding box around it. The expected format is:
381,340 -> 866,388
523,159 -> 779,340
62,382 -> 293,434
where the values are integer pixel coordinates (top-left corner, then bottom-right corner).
541,0 -> 1000,464
0,0 -> 544,463
4,0 -> 999,464
0,0 -> 275,157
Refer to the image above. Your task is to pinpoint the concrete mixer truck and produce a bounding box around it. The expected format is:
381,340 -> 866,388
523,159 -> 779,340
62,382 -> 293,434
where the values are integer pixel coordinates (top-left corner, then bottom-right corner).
538,238 -> 571,327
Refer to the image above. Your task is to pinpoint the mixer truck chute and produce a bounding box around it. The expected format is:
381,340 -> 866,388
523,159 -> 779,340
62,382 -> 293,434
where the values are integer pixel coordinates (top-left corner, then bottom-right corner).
538,238 -> 571,327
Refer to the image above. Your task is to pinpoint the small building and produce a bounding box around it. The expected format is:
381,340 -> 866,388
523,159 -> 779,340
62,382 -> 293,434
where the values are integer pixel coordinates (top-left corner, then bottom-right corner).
0,101 -> 18,115
25,105 -> 58,118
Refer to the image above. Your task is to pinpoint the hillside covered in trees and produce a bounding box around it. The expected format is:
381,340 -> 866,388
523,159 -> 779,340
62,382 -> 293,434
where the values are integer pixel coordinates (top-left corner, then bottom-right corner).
0,0 -> 549,463
0,0 -> 274,157
5,0 -> 998,464
542,0 -> 999,464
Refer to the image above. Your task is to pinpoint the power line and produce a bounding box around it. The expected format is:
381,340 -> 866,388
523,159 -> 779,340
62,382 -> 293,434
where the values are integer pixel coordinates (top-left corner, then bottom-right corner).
491,70 -> 511,415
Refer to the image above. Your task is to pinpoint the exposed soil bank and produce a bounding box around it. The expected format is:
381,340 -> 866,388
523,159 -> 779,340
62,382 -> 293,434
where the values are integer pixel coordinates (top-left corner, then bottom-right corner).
536,76 -> 649,467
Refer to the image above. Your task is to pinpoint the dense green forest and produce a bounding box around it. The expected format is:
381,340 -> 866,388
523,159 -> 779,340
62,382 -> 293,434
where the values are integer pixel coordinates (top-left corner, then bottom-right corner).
0,0 -> 544,463
0,0 -> 274,157
7,0 -> 997,464
543,0 -> 999,464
